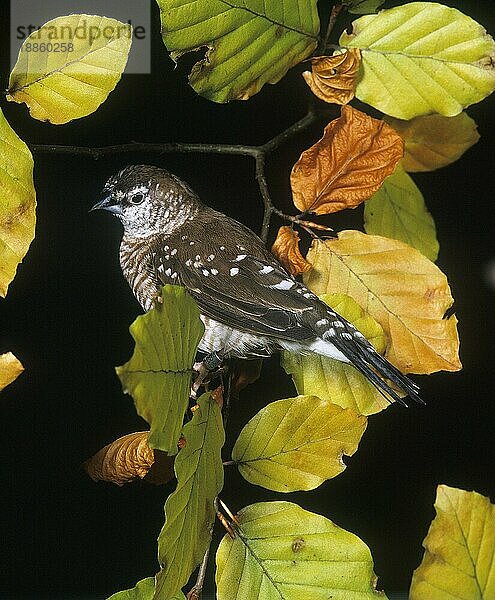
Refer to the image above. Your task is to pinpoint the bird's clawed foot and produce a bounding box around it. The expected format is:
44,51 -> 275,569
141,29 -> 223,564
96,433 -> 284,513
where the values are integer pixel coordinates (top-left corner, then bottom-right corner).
191,351 -> 227,400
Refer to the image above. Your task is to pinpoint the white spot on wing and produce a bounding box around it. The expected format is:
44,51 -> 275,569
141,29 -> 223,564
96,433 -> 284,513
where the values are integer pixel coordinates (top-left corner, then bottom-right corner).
315,319 -> 328,327
260,266 -> 274,274
271,279 -> 295,290
230,267 -> 239,276
235,254 -> 247,261
165,268 -> 172,277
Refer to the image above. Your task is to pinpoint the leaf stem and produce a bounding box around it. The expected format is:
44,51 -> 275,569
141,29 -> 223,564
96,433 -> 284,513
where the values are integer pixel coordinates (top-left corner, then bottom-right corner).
186,544 -> 210,600
319,3 -> 345,55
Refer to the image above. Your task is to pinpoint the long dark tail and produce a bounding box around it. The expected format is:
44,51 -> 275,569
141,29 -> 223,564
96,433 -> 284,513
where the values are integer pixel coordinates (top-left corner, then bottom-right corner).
338,341 -> 423,406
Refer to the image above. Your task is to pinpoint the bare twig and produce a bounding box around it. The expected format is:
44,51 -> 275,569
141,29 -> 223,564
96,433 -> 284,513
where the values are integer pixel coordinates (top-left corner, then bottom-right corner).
186,544 -> 211,600
29,109 -> 326,242
29,141 -> 259,159
319,3 -> 345,55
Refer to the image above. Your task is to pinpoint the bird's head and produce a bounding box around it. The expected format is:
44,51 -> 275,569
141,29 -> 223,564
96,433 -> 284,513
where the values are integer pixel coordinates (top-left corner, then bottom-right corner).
92,164 -> 200,238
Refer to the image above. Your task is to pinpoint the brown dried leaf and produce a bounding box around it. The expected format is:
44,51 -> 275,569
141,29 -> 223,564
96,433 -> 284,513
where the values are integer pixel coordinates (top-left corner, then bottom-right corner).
85,431 -> 156,486
271,226 -> 312,276
230,358 -> 262,398
144,449 -> 176,486
303,49 -> 361,105
291,105 -> 404,215
0,352 -> 24,391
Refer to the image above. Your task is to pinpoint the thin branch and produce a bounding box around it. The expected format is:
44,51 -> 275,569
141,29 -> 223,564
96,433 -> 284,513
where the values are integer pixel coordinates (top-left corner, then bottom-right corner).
260,109 -> 318,154
186,544 -> 210,600
29,140 -> 260,159
319,3 -> 344,55
30,108 -> 327,242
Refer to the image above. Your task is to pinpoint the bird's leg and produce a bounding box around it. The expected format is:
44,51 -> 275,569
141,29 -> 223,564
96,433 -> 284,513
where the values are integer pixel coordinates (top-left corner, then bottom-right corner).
191,351 -> 226,399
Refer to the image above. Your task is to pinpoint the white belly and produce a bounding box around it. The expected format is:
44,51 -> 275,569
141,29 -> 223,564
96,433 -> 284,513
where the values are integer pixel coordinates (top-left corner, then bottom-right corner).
198,316 -> 273,358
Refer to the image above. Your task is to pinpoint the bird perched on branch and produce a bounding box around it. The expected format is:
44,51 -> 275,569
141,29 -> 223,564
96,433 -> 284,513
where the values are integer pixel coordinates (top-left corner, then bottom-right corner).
92,164 -> 421,405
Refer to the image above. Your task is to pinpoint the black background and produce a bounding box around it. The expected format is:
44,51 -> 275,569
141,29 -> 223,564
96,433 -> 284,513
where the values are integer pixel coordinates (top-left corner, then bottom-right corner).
0,1 -> 494,598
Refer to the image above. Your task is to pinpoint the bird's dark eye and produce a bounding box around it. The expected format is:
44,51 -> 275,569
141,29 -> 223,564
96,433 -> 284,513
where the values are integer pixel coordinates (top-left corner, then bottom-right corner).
130,193 -> 145,205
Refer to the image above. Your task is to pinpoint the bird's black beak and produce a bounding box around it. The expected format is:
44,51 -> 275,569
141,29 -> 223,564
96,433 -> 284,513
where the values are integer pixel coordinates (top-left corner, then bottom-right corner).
90,193 -> 123,216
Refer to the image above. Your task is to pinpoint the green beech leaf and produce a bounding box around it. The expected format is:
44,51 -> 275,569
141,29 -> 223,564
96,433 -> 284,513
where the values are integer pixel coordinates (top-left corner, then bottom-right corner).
232,395 -> 366,492
340,2 -> 495,119
7,15 -> 132,124
345,0 -> 384,15
154,393 -> 224,600
108,577 -> 155,599
108,575 -> 186,600
116,285 -> 204,455
364,164 -> 439,261
216,501 -> 387,600
282,294 -> 393,415
157,0 -> 320,102
410,485 -> 495,600
0,109 -> 36,297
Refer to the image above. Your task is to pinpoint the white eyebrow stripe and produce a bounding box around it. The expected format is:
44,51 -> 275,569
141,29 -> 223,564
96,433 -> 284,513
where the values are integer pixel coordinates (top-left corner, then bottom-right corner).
128,184 -> 149,196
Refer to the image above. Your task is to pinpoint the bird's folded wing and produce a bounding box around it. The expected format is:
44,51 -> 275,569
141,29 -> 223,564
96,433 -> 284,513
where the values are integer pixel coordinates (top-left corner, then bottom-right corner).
154,251 -> 317,342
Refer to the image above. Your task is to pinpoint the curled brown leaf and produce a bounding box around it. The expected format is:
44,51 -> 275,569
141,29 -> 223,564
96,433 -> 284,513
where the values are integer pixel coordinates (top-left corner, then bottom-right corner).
85,431 -> 156,486
303,49 -> 361,105
271,226 -> 312,276
230,358 -> 262,399
290,105 -> 404,215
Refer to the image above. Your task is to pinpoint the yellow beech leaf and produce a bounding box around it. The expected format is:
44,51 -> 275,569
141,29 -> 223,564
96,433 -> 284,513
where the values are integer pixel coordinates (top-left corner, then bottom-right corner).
304,232 -> 461,374
303,49 -> 361,105
410,485 -> 495,600
0,109 -> 36,297
290,105 -> 404,215
85,432 -> 156,486
216,501 -> 388,600
0,352 -> 24,391
386,113 -> 480,172
364,164 -> 439,262
271,226 -> 312,276
282,294 -> 393,415
340,3 -> 495,120
7,15 -> 132,124
232,395 -> 367,492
